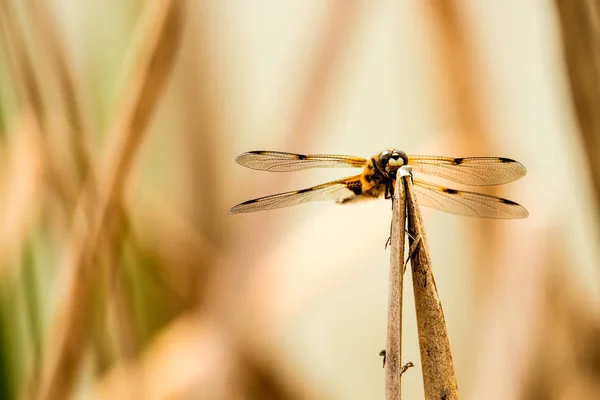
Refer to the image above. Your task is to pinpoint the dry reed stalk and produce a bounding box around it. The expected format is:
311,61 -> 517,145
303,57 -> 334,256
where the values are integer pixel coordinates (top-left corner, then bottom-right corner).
26,0 -> 94,184
521,247 -> 600,399
176,3 -> 222,308
405,176 -> 459,400
21,1 -> 138,379
104,216 -> 138,361
0,2 -> 75,208
37,1 -> 181,399
385,168 -> 409,400
2,2 -> 139,380
554,1 -> 600,209
286,0 -> 359,143
425,1 -> 487,146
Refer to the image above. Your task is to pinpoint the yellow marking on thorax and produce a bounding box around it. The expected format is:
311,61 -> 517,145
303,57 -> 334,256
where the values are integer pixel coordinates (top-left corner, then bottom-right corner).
360,164 -> 386,198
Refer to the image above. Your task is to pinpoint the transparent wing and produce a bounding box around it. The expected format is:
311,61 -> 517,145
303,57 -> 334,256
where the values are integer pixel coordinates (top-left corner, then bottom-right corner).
413,179 -> 528,219
408,155 -> 526,186
235,151 -> 366,172
228,175 -> 362,214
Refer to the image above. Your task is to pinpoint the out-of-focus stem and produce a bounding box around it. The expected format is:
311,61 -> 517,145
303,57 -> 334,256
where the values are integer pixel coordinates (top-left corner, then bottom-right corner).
554,1 -> 600,211
37,2 -> 182,399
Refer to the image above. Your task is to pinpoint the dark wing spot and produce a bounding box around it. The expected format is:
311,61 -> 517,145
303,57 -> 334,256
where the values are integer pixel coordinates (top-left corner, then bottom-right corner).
443,188 -> 459,194
241,198 -> 258,204
297,154 -> 307,160
498,157 -> 515,163
346,180 -> 362,195
453,158 -> 464,165
500,198 -> 518,205
297,188 -> 312,194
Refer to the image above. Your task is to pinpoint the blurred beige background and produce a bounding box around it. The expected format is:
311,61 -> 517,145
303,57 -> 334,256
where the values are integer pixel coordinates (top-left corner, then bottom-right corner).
1,1 -> 599,399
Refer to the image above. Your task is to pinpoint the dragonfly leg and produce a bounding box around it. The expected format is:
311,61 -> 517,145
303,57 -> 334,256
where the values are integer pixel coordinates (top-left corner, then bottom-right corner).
384,216 -> 394,249
384,180 -> 394,200
403,234 -> 422,274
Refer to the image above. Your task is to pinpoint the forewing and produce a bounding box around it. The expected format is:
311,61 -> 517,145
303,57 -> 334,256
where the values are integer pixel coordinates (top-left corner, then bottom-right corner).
235,151 -> 366,172
413,179 -> 528,219
228,175 -> 362,214
408,156 -> 526,186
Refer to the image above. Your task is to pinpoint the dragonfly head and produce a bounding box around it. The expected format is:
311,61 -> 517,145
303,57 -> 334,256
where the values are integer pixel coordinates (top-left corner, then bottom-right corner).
375,149 -> 408,179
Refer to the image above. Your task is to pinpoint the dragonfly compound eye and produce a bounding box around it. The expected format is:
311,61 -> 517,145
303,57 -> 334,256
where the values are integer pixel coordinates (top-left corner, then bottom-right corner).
379,150 -> 392,163
388,150 -> 407,167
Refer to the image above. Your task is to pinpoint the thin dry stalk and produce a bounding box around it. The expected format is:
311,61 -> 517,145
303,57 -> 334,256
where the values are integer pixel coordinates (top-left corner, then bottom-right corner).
286,0 -> 359,143
37,2 -> 181,399
425,1 -> 487,146
0,2 -> 75,207
554,1 -> 600,210
385,169 -> 408,399
3,2 -> 139,383
175,3 -> 223,308
405,177 -> 459,400
26,0 -> 94,183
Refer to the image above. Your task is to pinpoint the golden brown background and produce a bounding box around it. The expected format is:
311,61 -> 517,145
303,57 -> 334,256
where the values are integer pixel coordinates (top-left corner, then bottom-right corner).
0,1 -> 599,399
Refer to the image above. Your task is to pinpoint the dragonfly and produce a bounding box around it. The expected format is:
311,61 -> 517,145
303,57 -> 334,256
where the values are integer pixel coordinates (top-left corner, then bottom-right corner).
228,149 -> 528,219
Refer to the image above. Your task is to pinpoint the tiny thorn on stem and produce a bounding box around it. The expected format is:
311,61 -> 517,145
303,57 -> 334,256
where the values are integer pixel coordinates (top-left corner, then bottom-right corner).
379,349 -> 386,368
385,236 -> 392,249
400,362 -> 414,376
403,234 -> 422,274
